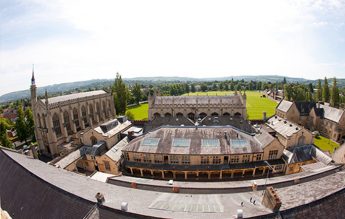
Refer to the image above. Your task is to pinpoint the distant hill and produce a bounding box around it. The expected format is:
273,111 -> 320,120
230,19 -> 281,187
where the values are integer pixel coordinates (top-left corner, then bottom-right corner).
1,75 -> 344,103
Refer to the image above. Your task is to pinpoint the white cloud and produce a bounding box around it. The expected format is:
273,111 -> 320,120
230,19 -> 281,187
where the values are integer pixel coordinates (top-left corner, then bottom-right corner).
0,0 -> 345,95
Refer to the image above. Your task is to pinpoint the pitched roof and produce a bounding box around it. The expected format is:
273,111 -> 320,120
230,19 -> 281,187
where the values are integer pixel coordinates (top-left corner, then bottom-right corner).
54,148 -> 86,169
294,101 -> 316,116
44,90 -> 107,105
94,119 -> 132,138
319,104 -> 344,123
267,116 -> 303,137
106,137 -> 129,162
276,100 -> 293,113
283,145 -> 332,164
123,126 -> 268,155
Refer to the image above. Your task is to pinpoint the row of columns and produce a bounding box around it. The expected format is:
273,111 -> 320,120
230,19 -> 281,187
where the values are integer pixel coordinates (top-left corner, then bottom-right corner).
128,166 -> 271,180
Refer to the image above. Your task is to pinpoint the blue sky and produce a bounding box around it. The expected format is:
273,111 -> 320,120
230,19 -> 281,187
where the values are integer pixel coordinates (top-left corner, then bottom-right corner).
0,0 -> 345,95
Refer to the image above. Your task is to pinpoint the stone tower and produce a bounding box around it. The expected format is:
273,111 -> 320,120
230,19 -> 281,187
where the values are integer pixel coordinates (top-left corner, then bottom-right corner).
30,65 -> 37,105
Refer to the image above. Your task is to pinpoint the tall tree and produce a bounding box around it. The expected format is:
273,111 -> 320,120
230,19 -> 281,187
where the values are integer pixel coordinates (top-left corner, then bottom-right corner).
0,118 -> 11,148
316,79 -> 322,101
330,77 -> 340,107
191,84 -> 196,92
322,77 -> 330,103
25,107 -> 35,141
112,73 -> 127,115
184,83 -> 190,93
15,105 -> 29,144
132,83 -> 142,105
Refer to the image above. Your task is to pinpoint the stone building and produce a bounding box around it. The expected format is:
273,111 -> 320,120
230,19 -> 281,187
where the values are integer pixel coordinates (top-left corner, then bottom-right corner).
265,116 -> 314,149
275,100 -> 345,142
148,92 -> 247,121
122,125 -> 285,180
30,72 -> 116,156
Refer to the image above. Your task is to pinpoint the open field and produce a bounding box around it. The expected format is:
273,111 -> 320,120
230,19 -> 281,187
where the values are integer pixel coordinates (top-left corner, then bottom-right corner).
126,103 -> 149,120
126,91 -> 278,121
314,136 -> 340,153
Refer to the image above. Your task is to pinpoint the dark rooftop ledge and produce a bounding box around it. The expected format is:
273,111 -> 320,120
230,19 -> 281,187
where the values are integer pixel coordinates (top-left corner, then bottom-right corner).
2,148 -> 345,219
108,163 -> 342,194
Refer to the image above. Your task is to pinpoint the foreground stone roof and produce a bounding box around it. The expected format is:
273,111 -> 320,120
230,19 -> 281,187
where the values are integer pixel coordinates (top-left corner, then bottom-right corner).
2,147 -> 345,219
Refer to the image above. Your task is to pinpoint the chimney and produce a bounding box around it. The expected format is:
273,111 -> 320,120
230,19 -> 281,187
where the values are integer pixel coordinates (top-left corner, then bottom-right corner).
262,187 -> 282,212
95,192 -> 105,205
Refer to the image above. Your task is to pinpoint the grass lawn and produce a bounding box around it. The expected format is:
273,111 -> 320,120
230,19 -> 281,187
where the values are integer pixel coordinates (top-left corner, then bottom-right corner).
126,91 -> 278,121
314,135 -> 340,153
126,103 -> 149,120
183,91 -> 278,120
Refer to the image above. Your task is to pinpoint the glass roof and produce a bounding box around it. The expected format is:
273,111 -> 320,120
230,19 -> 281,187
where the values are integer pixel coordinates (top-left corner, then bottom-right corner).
172,138 -> 191,147
141,138 -> 160,146
230,139 -> 248,148
201,139 -> 220,147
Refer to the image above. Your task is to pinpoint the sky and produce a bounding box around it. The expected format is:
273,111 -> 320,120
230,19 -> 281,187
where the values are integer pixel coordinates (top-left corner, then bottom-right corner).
0,0 -> 345,95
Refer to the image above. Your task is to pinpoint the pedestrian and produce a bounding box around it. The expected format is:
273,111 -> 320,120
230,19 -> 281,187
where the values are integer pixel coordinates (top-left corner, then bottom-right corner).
250,197 -> 252,203
253,200 -> 256,205
241,202 -> 244,207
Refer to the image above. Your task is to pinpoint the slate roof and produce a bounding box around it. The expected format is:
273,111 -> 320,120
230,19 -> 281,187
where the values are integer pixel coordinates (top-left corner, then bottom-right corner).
94,119 -> 132,138
294,101 -> 316,116
267,116 -> 302,137
106,137 -> 129,162
44,90 -> 107,105
319,104 -> 344,123
54,147 -> 86,169
283,144 -> 332,164
85,142 -> 107,157
123,126 -> 270,155
0,149 -> 95,219
276,100 -> 293,113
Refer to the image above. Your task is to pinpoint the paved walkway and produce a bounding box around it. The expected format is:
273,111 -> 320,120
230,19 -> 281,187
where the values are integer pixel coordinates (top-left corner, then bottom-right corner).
332,143 -> 345,163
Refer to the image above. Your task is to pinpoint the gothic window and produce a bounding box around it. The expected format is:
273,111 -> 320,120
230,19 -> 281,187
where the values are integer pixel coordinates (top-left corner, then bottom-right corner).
52,113 -> 62,138
37,113 -> 41,128
81,105 -> 88,127
96,102 -> 101,121
89,104 -> 96,123
102,101 -> 108,118
63,111 -> 72,134
73,108 -> 80,130
90,136 -> 97,145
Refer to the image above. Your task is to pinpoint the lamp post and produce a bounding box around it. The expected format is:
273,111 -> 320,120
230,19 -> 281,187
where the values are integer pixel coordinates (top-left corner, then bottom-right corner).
262,161 -> 273,195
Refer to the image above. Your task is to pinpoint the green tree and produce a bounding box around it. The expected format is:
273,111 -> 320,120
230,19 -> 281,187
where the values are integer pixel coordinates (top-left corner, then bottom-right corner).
132,83 -> 142,105
125,111 -> 135,120
112,73 -> 127,115
284,84 -> 293,101
322,77 -> 330,103
25,108 -> 35,141
330,77 -> 340,107
0,118 -> 12,148
191,84 -> 196,93
184,83 -> 190,93
316,79 -> 322,101
200,84 -> 208,92
15,105 -> 29,144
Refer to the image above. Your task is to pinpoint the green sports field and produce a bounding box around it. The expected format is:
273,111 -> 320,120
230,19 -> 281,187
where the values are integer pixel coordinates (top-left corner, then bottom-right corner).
314,136 -> 340,153
126,91 -> 278,120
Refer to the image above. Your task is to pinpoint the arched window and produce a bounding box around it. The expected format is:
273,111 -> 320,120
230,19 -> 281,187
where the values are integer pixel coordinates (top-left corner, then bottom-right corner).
199,112 -> 207,119
176,112 -> 183,118
52,113 -> 62,138
234,112 -> 241,117
90,136 -> 97,145
73,108 -> 80,130
102,101 -> 107,118
107,100 -> 112,118
187,112 -> 195,120
223,112 -> 230,117
89,104 -> 95,123
37,113 -> 42,128
153,113 -> 161,118
96,102 -> 101,121
63,111 -> 72,134
165,113 -> 172,118
81,105 -> 88,127
211,112 -> 219,117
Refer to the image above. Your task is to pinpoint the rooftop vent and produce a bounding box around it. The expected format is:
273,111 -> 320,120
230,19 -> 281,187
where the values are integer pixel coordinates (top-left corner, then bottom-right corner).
95,192 -> 105,205
284,121 -> 287,124
121,202 -> 128,211
237,209 -> 243,218
289,124 -> 293,127
296,127 -> 299,130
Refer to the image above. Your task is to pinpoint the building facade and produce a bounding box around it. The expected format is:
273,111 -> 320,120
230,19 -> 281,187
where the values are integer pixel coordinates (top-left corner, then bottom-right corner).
30,72 -> 116,156
122,126 -> 285,180
148,92 -> 247,121
276,100 -> 345,142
